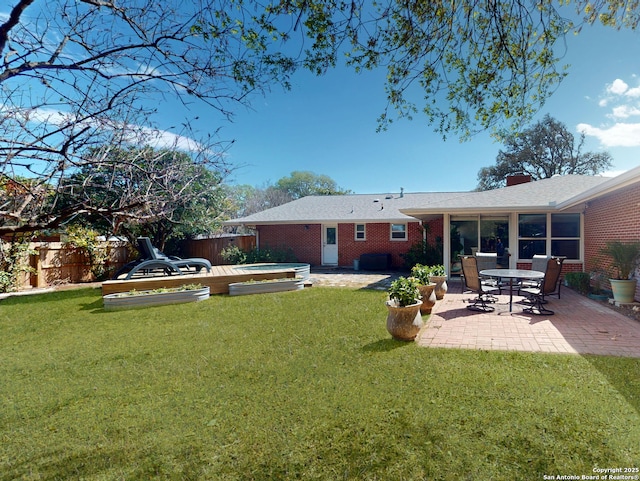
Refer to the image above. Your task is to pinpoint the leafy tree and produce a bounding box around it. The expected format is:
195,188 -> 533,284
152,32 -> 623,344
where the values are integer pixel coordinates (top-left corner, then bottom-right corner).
61,147 -> 228,250
476,115 -> 613,191
2,0 -> 635,234
0,0 -> 291,235
224,172 -> 350,231
275,171 -> 351,200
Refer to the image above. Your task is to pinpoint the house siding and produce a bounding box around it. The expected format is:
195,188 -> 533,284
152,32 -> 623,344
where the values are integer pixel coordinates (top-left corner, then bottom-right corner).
257,221 -> 430,268
584,181 -> 640,300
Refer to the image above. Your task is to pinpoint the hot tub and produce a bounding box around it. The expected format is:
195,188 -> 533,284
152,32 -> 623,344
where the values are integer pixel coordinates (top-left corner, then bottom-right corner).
233,263 -> 311,280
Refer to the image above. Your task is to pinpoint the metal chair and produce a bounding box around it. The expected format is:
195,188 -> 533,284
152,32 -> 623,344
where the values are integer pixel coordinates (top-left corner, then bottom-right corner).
521,258 -> 563,315
461,256 -> 499,312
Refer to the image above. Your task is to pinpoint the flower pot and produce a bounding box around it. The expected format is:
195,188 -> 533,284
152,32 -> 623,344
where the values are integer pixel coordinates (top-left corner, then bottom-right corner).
385,300 -> 423,341
417,283 -> 437,314
430,275 -> 448,300
609,279 -> 638,304
103,286 -> 210,310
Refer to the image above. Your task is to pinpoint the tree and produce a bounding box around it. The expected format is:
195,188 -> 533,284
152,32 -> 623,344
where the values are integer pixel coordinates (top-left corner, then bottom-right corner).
2,1 -> 635,235
476,115 -> 613,191
61,147 -> 228,250
274,171 -> 351,199
0,0 -> 295,235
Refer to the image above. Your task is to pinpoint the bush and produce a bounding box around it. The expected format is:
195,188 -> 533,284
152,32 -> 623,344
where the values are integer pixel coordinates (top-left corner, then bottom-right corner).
564,272 -> 590,295
221,245 -> 298,264
0,236 -> 36,293
63,225 -> 110,280
401,240 -> 443,269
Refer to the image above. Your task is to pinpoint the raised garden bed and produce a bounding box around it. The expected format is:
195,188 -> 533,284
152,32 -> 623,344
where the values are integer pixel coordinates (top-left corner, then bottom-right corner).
228,278 -> 304,296
103,285 -> 210,310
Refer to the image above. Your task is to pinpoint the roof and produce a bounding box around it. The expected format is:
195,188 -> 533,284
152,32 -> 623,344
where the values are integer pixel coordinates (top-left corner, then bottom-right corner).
226,192 -> 462,225
226,169 -> 640,226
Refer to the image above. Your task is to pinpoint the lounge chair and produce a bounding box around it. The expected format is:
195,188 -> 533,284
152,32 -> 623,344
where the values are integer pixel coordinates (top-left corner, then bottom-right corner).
461,256 -> 499,312
113,237 -> 212,280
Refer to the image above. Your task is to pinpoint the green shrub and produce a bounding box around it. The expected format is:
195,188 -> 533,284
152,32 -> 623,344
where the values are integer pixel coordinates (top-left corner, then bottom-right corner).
401,240 -> 442,269
221,245 -> 298,264
63,224 -> 110,280
221,245 -> 247,264
564,272 -> 590,295
0,236 -> 36,293
410,264 -> 431,285
388,276 -> 421,307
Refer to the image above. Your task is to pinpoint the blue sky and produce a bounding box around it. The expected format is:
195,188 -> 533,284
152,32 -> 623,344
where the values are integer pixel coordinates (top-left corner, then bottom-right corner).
193,22 -> 640,194
3,5 -> 638,195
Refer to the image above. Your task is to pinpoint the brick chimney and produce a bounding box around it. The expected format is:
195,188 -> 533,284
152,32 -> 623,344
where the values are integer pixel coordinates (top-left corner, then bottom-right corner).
506,174 -> 532,186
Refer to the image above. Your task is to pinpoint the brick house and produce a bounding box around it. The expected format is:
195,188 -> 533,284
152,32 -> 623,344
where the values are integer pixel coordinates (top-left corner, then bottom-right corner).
227,167 -> 640,297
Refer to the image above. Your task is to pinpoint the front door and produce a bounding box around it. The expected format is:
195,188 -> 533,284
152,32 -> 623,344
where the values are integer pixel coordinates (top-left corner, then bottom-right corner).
322,225 -> 338,265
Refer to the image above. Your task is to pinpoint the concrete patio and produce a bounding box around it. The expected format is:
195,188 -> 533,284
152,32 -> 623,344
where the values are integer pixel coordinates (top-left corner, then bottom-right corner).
416,285 -> 640,357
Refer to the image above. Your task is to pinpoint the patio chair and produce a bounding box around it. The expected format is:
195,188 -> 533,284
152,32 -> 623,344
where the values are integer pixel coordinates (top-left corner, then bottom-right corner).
520,257 -> 563,316
475,252 -> 504,295
518,255 -> 564,299
460,256 -> 499,312
113,237 -> 212,280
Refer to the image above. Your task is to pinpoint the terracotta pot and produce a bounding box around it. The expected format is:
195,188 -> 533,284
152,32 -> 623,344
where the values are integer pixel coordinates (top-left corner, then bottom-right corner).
417,283 -> 437,314
430,275 -> 448,300
385,300 -> 423,341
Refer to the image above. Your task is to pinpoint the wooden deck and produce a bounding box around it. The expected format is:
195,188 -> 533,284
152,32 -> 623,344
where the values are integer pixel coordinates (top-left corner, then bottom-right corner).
101,265 -> 296,296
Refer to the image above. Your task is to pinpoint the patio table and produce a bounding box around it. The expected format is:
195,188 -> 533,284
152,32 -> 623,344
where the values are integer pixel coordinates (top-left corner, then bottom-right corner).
479,268 -> 544,312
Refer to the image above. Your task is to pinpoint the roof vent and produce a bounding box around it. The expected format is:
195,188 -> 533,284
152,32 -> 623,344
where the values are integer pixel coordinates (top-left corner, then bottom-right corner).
373,199 -> 380,203
385,195 -> 393,199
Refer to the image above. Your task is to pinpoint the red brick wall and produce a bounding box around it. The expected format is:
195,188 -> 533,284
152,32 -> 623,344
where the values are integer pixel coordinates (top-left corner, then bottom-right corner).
257,220 -> 439,268
337,222 -> 423,268
584,181 -> 640,299
257,224 -> 322,265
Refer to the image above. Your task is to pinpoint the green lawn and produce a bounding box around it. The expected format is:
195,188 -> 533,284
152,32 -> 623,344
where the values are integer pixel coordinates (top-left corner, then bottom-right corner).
1,287 -> 639,480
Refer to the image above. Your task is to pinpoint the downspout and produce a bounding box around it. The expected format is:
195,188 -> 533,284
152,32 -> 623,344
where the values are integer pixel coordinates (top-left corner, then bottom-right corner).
443,213 -> 451,278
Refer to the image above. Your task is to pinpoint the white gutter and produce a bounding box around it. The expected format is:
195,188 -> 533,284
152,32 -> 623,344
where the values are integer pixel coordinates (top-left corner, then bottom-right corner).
556,166 -> 640,210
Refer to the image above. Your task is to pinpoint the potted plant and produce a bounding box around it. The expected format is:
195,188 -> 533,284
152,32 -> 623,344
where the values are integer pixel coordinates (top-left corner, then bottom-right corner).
600,240 -> 640,304
428,264 -> 448,300
385,276 -> 423,341
411,264 -> 437,314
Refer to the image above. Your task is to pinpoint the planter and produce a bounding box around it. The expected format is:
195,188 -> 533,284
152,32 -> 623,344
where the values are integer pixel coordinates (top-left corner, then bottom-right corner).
588,293 -> 609,302
228,278 -> 304,296
385,300 -> 423,341
417,283 -> 437,315
609,279 -> 638,304
430,275 -> 448,300
103,286 -> 210,310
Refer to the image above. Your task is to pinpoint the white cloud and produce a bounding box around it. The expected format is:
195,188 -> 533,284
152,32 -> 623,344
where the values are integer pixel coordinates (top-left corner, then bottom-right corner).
580,77 -> 640,147
608,78 -> 629,95
577,122 -> 640,147
609,105 -> 640,119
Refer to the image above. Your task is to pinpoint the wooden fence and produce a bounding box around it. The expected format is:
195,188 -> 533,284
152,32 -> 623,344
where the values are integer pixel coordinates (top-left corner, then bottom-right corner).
14,241 -> 132,289
180,235 -> 256,266
6,234 -> 255,290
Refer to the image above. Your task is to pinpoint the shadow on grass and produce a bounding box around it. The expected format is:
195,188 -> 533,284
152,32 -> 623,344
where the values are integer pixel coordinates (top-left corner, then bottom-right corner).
0,287 -> 99,305
362,338 -> 413,352
586,355 -> 640,416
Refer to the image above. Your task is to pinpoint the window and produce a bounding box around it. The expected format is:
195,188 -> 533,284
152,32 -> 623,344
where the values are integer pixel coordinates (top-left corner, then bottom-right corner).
518,213 -> 581,260
390,223 -> 407,240
355,223 -> 366,241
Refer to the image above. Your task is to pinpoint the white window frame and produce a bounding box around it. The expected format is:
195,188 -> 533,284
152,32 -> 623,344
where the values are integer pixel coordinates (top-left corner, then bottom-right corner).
390,223 -> 407,241
517,212 -> 582,261
355,223 -> 366,241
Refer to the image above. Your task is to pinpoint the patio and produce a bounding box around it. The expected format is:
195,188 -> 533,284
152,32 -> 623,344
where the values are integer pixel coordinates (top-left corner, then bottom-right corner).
417,285 -> 640,357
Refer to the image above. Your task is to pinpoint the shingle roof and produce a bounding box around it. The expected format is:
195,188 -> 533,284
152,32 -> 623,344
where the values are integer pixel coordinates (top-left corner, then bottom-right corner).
225,173 -> 625,225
